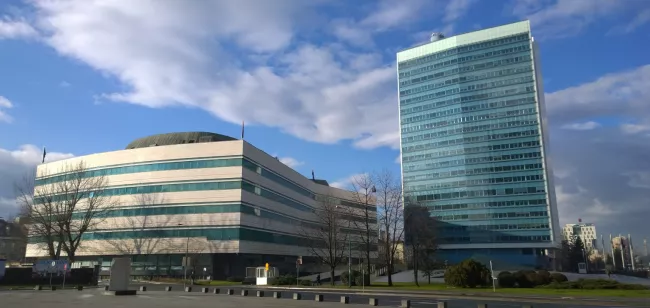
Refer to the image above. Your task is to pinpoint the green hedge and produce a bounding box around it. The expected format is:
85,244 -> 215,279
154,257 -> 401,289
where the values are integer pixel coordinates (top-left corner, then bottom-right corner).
443,259 -> 490,288
539,279 -> 648,290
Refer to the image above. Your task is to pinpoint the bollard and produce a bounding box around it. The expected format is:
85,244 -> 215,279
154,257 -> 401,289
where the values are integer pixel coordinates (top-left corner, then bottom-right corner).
273,291 -> 282,298
340,296 -> 350,304
369,298 -> 379,306
34,285 -> 42,291
438,302 -> 448,308
139,286 -> 147,292
227,289 -> 234,295
77,285 -> 83,291
401,299 -> 411,308
256,291 -> 264,297
293,293 -> 302,300
201,287 -> 209,293
213,288 -> 220,294
185,286 -> 192,292
241,289 -> 249,296
50,286 -> 57,291
315,294 -> 324,302
104,285 -> 109,291
477,304 -> 488,308
165,286 -> 172,292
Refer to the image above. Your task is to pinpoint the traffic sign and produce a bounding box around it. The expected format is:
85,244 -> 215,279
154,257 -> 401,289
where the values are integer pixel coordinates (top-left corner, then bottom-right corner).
51,261 -> 56,267
265,263 -> 269,271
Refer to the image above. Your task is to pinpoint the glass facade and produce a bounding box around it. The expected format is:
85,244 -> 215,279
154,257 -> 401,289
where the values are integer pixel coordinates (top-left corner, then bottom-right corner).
398,22 -> 556,266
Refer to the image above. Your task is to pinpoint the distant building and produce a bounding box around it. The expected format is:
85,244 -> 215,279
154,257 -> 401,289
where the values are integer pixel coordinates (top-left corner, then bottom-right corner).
562,222 -> 597,250
0,218 -> 27,262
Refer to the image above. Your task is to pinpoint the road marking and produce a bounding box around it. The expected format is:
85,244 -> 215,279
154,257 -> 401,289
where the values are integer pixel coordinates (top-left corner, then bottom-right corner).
178,296 -> 198,300
79,294 -> 94,299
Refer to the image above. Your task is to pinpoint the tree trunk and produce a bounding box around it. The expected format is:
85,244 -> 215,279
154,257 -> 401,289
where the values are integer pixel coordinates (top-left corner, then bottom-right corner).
412,246 -> 419,287
387,262 -> 393,286
330,268 -> 335,286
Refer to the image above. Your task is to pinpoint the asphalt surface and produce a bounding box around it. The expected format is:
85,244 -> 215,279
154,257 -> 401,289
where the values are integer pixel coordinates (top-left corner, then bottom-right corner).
125,281 -> 648,308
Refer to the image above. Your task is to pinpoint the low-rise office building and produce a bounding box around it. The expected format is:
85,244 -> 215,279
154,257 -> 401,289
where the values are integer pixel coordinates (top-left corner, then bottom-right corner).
26,132 -> 377,278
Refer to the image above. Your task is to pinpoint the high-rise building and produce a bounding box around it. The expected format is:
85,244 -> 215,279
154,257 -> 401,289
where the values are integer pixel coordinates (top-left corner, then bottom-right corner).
562,222 -> 598,250
397,20 -> 560,268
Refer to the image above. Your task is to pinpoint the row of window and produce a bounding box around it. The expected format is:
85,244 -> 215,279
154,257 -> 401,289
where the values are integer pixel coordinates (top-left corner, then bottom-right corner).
424,199 -> 548,210
404,151 -> 542,172
401,78 -> 535,107
398,33 -> 530,70
407,174 -> 545,191
400,40 -> 530,74
400,74 -> 535,105
402,129 -> 539,153
399,55 -> 532,87
436,211 -> 548,222
440,234 -> 551,244
35,158 -> 243,186
402,118 -> 539,141
404,163 -> 543,182
412,186 -> 546,201
402,140 -> 541,163
400,66 -> 533,97
402,105 -> 536,131
75,203 -> 361,235
401,94 -> 535,119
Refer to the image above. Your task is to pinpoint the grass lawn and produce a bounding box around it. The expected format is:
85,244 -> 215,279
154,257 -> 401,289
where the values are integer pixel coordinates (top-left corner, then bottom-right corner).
314,282 -> 650,298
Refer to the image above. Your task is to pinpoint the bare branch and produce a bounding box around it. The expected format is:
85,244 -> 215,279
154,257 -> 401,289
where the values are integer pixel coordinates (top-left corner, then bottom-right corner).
347,173 -> 377,282
17,160 -> 117,261
300,194 -> 349,286
373,169 -> 404,286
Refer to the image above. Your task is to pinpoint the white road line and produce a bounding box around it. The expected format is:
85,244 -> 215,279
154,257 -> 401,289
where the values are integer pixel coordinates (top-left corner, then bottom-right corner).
177,295 -> 198,300
79,294 -> 94,299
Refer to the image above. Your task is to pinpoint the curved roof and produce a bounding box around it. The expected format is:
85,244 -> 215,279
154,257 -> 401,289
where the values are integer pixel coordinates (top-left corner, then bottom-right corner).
126,132 -> 237,149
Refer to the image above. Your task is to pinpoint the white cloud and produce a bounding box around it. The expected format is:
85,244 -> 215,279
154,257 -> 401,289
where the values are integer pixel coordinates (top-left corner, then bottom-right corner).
0,96 -> 14,123
22,0 -> 401,150
394,155 -> 401,164
622,171 -> 650,189
511,0 -> 624,39
443,0 -> 476,23
561,121 -> 600,131
59,81 -> 71,87
620,123 -> 650,134
278,156 -> 304,169
330,173 -> 368,190
0,16 -> 38,39
608,8 -> 650,35
0,145 -> 74,218
545,64 -> 650,126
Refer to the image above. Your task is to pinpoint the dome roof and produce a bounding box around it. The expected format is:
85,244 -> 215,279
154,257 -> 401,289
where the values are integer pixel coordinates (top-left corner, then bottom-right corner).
126,132 -> 237,149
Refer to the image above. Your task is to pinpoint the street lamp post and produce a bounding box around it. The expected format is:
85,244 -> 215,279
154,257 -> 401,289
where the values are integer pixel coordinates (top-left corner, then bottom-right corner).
178,223 -> 190,287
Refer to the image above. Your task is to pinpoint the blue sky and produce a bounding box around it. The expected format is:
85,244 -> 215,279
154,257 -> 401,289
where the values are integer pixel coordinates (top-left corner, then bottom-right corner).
1,0 -> 650,245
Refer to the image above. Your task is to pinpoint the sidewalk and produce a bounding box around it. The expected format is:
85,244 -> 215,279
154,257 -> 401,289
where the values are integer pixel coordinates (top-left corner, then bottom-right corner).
247,285 -> 650,304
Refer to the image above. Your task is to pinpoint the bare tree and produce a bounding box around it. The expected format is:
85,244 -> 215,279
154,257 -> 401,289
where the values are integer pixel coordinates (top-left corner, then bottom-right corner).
16,161 -> 117,262
348,173 -> 376,283
374,169 -> 404,286
106,194 -> 178,256
301,194 -> 349,286
404,200 -> 437,287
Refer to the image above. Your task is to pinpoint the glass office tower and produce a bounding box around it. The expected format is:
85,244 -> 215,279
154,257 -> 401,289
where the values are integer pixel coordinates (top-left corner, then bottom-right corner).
397,21 -> 560,268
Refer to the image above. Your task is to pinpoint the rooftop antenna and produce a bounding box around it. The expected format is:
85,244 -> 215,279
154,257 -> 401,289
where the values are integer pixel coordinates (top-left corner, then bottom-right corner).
430,32 -> 445,42
241,121 -> 245,140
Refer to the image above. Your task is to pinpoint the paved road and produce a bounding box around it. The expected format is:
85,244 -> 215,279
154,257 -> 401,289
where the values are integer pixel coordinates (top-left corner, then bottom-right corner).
125,282 -> 645,308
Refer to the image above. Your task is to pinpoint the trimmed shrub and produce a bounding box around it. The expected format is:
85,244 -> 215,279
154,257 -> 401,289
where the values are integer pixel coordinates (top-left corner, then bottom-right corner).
354,273 -> 371,286
298,279 -> 312,286
513,271 -> 534,288
549,272 -> 568,283
341,270 -> 360,286
540,279 -> 648,290
497,271 -> 516,288
443,259 -> 490,288
536,270 -> 551,285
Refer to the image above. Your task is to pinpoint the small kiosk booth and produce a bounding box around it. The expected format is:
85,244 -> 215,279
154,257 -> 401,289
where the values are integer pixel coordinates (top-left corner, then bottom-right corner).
255,263 -> 278,285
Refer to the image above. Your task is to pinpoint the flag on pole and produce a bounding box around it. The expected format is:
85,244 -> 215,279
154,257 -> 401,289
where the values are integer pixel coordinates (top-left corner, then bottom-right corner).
42,147 -> 47,163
